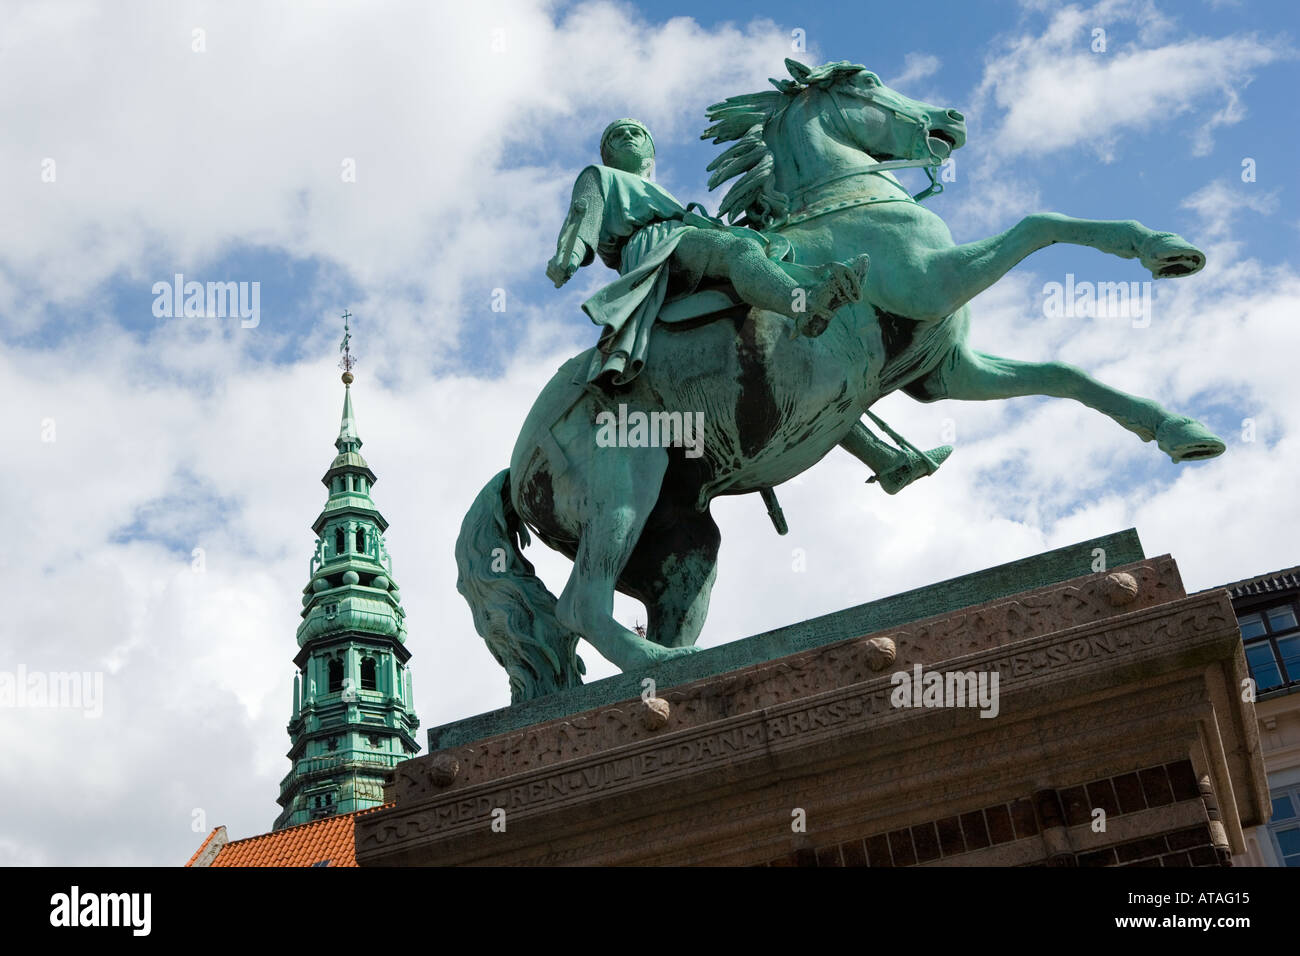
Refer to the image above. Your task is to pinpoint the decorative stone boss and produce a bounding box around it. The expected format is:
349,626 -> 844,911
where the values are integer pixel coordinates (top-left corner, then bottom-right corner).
456,58 -> 1222,703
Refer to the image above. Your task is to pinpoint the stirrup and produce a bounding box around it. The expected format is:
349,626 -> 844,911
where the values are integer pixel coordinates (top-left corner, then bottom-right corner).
868,445 -> 952,495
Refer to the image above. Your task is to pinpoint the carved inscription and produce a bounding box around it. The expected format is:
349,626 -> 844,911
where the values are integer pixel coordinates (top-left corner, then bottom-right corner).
389,564 -> 1211,808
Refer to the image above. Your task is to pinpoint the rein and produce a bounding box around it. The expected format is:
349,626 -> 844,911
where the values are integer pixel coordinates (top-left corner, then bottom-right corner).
766,84 -> 947,230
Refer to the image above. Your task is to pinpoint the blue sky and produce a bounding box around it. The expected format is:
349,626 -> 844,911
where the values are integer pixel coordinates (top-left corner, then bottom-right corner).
2,0 -> 1297,865
14,0 -> 1297,368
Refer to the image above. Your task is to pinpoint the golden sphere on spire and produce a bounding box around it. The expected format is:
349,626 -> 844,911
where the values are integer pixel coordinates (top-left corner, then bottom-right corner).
342,371 -> 354,385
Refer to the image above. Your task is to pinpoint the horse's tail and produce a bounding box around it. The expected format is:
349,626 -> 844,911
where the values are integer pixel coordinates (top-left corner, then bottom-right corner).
455,468 -> 584,703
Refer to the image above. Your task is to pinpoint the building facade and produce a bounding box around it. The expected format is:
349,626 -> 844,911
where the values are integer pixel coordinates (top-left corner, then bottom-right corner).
1219,566 -> 1300,866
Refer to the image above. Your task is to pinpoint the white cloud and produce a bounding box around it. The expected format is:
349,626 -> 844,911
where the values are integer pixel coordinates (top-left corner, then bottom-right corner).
1179,178 -> 1279,240
973,0 -> 1285,160
886,52 -> 941,89
0,0 -> 795,370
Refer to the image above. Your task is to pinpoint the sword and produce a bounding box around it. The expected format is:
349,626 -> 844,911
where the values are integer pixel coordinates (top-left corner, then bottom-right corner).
760,487 -> 788,535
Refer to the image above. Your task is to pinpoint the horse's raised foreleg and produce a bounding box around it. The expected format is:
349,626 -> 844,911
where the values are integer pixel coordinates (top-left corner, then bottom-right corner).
553,442 -> 702,672
916,347 -> 1225,462
908,214 -> 1204,321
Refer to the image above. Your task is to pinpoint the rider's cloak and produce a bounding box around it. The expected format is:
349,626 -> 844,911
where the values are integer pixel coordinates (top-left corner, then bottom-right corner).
567,163 -> 693,389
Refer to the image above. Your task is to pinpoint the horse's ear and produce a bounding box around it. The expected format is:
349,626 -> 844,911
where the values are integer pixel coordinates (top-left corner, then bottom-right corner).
785,58 -> 812,83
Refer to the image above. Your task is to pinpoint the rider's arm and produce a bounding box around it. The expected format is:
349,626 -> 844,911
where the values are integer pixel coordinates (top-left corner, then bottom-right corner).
547,168 -> 604,286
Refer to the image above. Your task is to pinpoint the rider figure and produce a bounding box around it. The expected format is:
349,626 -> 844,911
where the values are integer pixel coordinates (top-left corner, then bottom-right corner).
547,118 -> 949,495
547,118 -> 869,389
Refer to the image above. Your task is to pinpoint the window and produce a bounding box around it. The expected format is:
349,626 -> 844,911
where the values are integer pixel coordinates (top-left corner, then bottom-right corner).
356,528 -> 366,554
310,791 -> 336,820
1246,642 -> 1282,689
1268,787 -> 1300,867
360,657 -> 377,691
1239,601 -> 1300,692
328,659 -> 343,693
335,528 -> 345,556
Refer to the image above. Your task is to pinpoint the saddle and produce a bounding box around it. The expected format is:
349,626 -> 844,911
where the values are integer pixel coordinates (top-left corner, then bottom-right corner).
656,285 -> 748,325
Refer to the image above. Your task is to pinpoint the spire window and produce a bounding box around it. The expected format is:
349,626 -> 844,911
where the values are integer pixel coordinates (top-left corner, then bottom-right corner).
328,659 -> 343,693
361,657 -> 377,691
356,528 -> 366,554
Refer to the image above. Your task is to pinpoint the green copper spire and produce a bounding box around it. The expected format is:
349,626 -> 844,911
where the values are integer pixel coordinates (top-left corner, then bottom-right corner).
337,385 -> 360,450
337,309 -> 359,451
275,313 -> 420,831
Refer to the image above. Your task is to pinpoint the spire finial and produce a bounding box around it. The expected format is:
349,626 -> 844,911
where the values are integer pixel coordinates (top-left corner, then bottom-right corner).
339,310 -> 355,385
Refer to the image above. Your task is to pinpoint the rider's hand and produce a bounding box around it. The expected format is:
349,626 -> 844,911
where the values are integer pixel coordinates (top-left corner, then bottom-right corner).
546,257 -> 569,287
546,248 -> 582,288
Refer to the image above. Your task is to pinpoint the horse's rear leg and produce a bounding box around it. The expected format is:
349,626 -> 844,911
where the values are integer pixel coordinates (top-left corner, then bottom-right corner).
554,444 -> 701,673
916,347 -> 1225,462
619,494 -> 721,649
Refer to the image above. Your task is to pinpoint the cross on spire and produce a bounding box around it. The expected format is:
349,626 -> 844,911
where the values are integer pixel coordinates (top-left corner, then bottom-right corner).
338,310 -> 356,383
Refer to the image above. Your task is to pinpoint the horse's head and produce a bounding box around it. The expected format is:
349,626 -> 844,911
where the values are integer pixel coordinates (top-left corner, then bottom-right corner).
704,59 -> 966,226
823,65 -> 966,166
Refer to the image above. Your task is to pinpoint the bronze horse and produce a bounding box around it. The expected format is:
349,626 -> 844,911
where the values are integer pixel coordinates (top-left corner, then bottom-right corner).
457,60 -> 1221,702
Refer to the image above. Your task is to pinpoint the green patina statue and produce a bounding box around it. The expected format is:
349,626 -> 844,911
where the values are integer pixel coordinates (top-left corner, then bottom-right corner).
548,117 -> 946,499
458,58 -> 1223,702
549,117 -> 873,382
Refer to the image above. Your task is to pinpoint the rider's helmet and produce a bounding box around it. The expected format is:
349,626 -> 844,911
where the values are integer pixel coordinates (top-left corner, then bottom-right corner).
600,119 -> 655,172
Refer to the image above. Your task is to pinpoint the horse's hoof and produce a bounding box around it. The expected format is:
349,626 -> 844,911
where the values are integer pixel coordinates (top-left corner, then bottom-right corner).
651,644 -> 700,664
1156,416 -> 1225,462
1140,231 -> 1205,279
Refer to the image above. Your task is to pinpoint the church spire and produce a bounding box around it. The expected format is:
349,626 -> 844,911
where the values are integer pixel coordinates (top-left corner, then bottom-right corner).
337,386 -> 360,452
275,312 -> 420,831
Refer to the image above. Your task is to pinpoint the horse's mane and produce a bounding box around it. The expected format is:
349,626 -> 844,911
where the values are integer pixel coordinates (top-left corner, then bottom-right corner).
702,58 -> 868,227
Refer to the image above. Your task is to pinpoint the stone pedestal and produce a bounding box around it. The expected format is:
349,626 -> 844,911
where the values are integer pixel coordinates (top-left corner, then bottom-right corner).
357,537 -> 1268,866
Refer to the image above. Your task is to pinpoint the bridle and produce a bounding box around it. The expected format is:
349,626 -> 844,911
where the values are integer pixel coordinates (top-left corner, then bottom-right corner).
763,81 -> 950,230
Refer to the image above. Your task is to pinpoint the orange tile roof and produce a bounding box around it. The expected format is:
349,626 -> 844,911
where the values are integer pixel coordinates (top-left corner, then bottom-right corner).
184,826 -> 224,867
186,806 -> 391,868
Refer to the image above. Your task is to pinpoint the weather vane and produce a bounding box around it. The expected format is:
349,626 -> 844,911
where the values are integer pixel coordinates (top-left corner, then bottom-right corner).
339,310 -> 356,384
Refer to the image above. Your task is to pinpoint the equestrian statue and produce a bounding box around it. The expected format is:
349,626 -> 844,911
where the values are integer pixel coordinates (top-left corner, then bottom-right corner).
456,58 -> 1223,702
